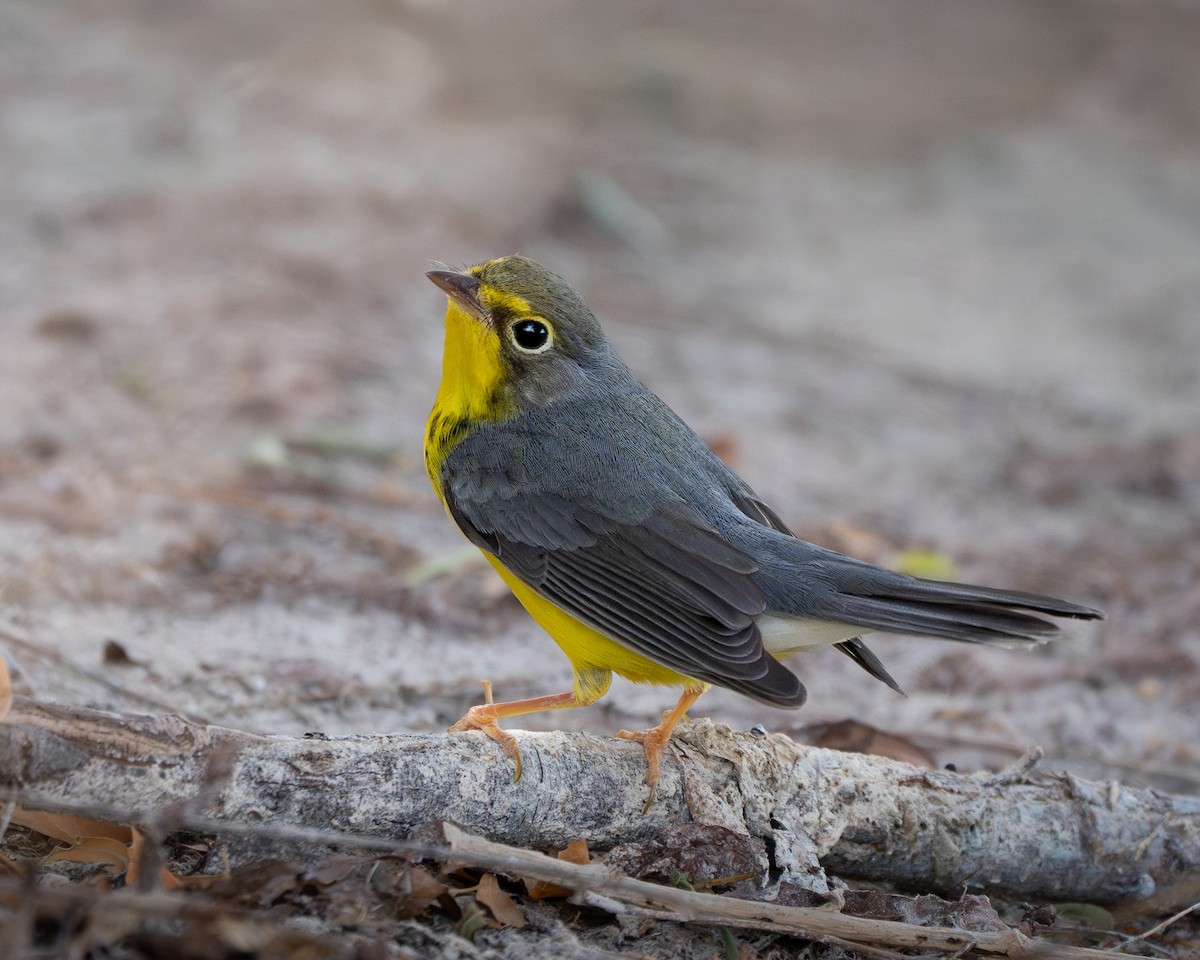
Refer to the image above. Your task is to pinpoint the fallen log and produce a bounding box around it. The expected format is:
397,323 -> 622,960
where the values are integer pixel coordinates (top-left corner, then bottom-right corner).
2,697 -> 1196,906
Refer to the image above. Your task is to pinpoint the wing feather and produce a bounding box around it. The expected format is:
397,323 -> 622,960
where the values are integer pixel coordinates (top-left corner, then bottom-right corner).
443,449 -> 806,705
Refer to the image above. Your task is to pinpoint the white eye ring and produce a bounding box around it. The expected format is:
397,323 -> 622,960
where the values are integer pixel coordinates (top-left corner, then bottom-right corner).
507,318 -> 553,354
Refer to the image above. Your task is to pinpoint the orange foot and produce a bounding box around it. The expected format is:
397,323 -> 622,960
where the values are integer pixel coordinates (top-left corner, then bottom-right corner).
617,688 -> 705,812
616,722 -> 671,812
449,704 -> 524,782
447,682 -> 588,783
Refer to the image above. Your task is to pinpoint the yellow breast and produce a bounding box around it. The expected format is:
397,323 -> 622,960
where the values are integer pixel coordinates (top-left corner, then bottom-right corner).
484,554 -> 703,695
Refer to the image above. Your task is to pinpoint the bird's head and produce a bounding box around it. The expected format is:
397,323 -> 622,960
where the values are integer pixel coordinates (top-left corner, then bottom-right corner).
427,256 -> 613,416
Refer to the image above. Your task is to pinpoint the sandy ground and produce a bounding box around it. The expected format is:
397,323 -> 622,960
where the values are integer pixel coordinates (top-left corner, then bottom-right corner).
1,0 -> 1198,936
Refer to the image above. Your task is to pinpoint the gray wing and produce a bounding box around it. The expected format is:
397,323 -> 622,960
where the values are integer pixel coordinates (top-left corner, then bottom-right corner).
441,411 -> 806,706
728,488 -> 904,693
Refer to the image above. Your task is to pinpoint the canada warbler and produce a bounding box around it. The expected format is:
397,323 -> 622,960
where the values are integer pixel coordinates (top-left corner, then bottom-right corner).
425,256 -> 1101,800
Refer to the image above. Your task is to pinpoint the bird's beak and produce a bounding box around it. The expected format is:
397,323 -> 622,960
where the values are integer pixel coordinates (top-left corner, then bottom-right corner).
427,269 -> 486,322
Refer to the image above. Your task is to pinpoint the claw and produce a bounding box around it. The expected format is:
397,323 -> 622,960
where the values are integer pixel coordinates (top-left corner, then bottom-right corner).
450,705 -> 524,782
616,688 -> 705,812
616,724 -> 670,812
445,679 -> 622,789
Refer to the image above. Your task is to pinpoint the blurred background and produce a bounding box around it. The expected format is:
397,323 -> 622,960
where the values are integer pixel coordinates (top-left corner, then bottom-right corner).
1,0 -> 1198,793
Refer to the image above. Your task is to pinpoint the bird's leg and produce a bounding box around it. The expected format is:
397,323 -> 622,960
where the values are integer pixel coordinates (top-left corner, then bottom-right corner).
617,687 -> 705,810
449,671 -> 611,782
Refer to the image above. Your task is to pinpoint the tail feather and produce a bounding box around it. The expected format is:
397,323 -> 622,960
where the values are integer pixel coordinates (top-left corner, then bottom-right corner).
859,576 -> 1103,621
835,637 -> 905,693
830,594 -> 1062,645
749,529 -> 1103,694
762,548 -> 1102,648
816,563 -> 1104,646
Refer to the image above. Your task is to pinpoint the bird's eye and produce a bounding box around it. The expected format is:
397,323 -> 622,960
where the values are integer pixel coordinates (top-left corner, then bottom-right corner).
509,318 -> 552,353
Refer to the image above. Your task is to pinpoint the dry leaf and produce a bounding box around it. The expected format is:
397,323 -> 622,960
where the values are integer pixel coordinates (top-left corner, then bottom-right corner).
128,827 -> 199,890
101,639 -> 141,666
0,656 -> 11,720
475,873 -> 526,928
126,827 -> 149,888
12,808 -> 133,877
811,719 -> 936,769
308,855 -> 362,886
45,836 -> 130,876
527,839 -> 590,900
11,808 -> 132,845
396,864 -> 448,916
377,863 -> 449,919
558,839 -> 590,864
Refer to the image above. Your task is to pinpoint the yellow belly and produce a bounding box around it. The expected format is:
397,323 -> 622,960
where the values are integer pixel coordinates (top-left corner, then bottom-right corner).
484,554 -> 703,695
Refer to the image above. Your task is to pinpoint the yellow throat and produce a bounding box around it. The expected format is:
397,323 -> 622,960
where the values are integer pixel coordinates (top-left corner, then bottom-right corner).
425,300 -> 502,493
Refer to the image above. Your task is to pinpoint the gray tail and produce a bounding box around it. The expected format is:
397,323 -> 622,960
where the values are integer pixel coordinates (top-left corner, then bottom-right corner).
835,637 -> 905,694
823,567 -> 1103,646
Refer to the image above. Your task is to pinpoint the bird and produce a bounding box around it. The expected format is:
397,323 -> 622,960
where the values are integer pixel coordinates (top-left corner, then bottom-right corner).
423,255 -> 1102,804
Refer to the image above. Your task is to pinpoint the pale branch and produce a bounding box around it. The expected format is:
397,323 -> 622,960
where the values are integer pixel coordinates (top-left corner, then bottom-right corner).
440,823 -> 1119,959
1,698 -> 1197,907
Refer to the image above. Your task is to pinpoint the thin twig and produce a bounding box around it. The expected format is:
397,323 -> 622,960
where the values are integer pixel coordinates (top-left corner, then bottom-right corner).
441,825 -> 1116,959
1107,899 -> 1200,953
